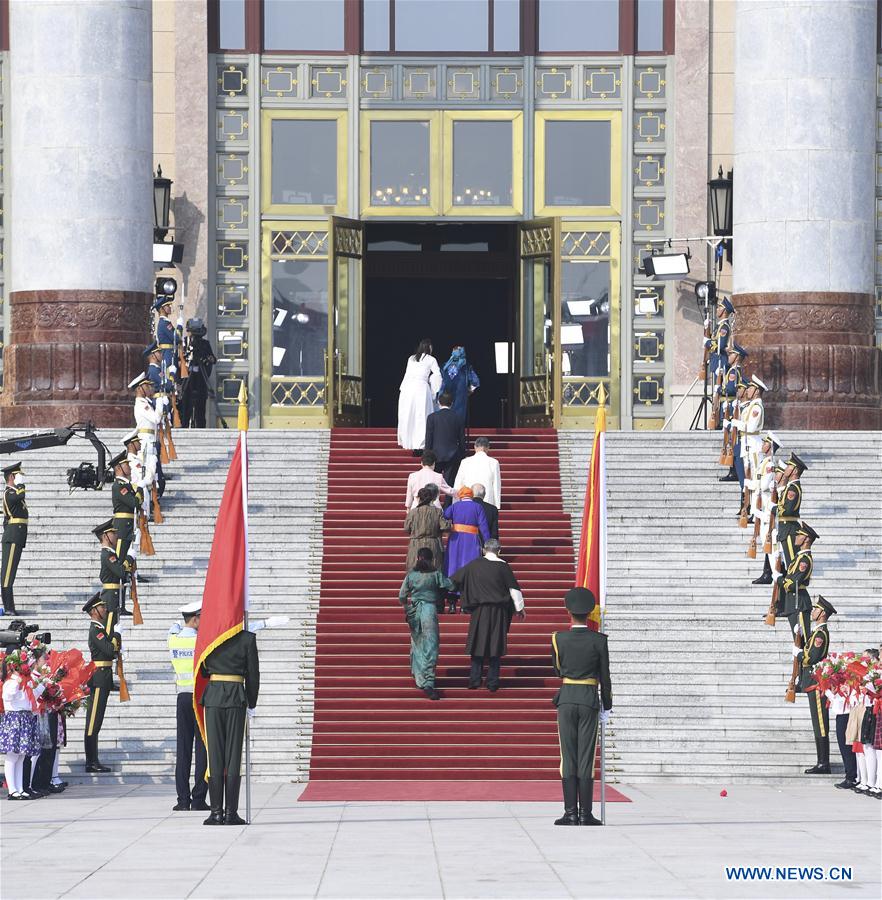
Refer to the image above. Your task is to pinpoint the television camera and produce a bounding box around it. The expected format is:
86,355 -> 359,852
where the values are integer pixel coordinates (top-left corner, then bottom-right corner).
0,421 -> 113,491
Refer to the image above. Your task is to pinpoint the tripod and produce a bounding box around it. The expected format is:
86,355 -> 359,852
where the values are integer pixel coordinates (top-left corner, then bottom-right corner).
689,362 -> 713,430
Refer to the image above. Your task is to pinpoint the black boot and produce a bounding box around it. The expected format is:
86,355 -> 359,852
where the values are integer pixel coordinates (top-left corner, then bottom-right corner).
578,777 -> 603,825
224,775 -> 246,825
719,466 -> 738,482
752,555 -> 773,585
554,777 -> 579,825
203,776 -> 225,825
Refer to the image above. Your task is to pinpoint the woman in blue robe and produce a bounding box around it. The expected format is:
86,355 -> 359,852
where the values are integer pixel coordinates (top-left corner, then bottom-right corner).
443,486 -> 490,612
440,346 -> 480,425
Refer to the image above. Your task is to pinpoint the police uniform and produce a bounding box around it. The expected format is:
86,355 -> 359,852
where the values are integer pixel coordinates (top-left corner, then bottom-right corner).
83,592 -> 121,772
199,629 -> 260,825
110,451 -> 141,561
777,521 -> 818,641
94,519 -> 133,630
1,461 -> 28,615
550,588 -> 612,826
799,596 -> 836,774
776,453 -> 807,568
168,601 -> 208,811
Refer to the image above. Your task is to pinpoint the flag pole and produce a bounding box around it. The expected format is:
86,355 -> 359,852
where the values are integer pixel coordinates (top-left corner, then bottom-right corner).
238,383 -> 252,825
598,384 -> 608,826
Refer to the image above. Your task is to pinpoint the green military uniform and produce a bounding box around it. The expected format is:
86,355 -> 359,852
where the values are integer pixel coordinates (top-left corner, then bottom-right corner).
93,518 -> 133,633
551,588 -> 612,826
798,596 -> 835,774
111,468 -> 141,560
83,593 -> 121,771
199,629 -> 259,825
776,453 -> 807,567
2,462 -> 28,615
778,547 -> 813,637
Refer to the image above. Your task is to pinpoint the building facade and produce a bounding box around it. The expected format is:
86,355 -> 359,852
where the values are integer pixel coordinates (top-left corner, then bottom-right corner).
0,0 -> 879,429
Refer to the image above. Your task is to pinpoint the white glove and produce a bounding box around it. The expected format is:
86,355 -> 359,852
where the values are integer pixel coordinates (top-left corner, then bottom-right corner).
793,622 -> 802,637
169,365 -> 177,376
599,709 -> 611,726
791,645 -> 802,658
176,317 -> 184,328
264,616 -> 290,629
247,707 -> 256,720
703,338 -> 711,349
248,619 -> 266,633
713,385 -> 721,396
127,543 -> 138,560
722,419 -> 731,430
168,622 -> 182,635
704,317 -> 710,328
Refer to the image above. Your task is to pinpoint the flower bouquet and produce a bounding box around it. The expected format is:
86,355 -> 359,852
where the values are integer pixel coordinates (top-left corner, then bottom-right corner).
32,649 -> 95,719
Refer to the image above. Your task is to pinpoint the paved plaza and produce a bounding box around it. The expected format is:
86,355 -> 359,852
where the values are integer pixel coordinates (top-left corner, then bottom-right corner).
1,781 -> 879,899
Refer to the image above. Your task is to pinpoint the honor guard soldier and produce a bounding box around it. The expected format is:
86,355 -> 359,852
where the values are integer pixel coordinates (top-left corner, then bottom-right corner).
144,342 -> 175,394
551,588 -> 612,827
200,628 -> 260,826
1,462 -> 28,616
131,371 -> 166,500
736,375 -> 767,484
83,592 -> 121,772
799,595 -> 836,775
777,521 -> 818,643
168,601 -> 209,812
705,296 -> 734,410
110,451 -> 141,562
154,293 -> 182,373
751,431 -> 782,585
93,519 -> 134,629
719,344 -> 747,482
776,452 -> 807,567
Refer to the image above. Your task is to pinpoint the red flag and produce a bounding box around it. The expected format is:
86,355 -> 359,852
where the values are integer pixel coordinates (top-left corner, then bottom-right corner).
193,432 -> 248,744
574,397 -> 607,631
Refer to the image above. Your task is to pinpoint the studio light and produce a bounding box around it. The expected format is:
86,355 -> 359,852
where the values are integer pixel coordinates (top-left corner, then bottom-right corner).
155,277 -> 177,297
642,251 -> 691,279
153,241 -> 184,265
566,300 -> 595,317
694,280 -> 716,312
636,291 -> 659,315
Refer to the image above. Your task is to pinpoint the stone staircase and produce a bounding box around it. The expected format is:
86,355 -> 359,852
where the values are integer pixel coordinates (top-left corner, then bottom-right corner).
559,430 -> 882,783
0,428 -> 328,782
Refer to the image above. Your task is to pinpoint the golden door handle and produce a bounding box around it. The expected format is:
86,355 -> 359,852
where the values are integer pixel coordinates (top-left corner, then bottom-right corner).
544,352 -> 552,417
323,349 -> 329,410
336,349 -> 344,415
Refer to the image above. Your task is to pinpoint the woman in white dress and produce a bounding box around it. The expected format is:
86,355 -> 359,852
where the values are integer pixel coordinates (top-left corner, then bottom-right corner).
397,339 -> 442,451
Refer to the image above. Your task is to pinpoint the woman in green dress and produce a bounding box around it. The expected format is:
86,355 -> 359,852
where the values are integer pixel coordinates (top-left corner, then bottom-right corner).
398,547 -> 453,701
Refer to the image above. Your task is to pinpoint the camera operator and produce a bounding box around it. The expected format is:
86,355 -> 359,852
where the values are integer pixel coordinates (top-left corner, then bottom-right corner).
179,318 -> 216,429
2,462 -> 29,617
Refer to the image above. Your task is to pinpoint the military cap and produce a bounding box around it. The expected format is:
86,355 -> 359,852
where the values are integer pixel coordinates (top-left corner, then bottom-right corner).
153,296 -> 173,312
128,372 -> 150,390
82,592 -> 105,614
813,595 -> 837,617
180,600 -> 202,616
719,297 -> 735,314
121,429 -> 140,447
2,461 -> 23,478
728,342 -> 748,358
109,451 -> 128,469
92,519 -> 116,540
751,374 -> 767,391
797,521 -> 819,542
142,341 -> 160,360
763,431 -> 782,451
787,452 -> 808,473
565,587 -> 596,616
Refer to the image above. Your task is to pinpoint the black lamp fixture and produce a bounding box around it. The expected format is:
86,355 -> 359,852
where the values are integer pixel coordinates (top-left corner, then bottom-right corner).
153,164 -> 172,243
708,165 -> 733,264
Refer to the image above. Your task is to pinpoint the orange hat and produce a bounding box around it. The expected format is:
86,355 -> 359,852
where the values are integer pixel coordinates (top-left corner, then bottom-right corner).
457,486 -> 474,499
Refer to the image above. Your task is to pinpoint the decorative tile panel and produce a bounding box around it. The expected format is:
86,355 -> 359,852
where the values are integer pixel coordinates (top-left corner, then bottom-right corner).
271,379 -> 326,407
634,285 -> 665,320
633,199 -> 665,232
633,154 -> 666,189
633,330 -> 665,364
446,67 -> 481,100
403,67 -> 438,100
270,230 -> 329,257
634,110 -> 666,144
634,66 -> 666,100
217,64 -> 248,98
217,197 -> 249,230
633,374 -> 665,406
217,240 -> 248,273
262,65 -> 300,98
360,66 -> 394,100
490,66 -> 524,101
561,230 -> 611,258
583,66 -> 622,100
216,153 -> 249,188
217,109 -> 249,142
310,65 -> 348,99
535,66 -> 573,100
217,283 -> 249,318
217,328 -> 249,361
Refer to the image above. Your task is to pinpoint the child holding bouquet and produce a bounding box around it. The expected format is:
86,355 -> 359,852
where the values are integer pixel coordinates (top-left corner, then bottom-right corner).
1,646 -> 44,800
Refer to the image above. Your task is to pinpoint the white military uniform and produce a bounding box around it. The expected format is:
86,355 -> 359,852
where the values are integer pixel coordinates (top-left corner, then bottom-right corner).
134,395 -> 164,512
736,396 -> 764,479
122,430 -> 145,545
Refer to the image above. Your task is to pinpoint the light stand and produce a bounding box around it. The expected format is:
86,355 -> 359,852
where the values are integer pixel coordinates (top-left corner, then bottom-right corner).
690,283 -> 717,430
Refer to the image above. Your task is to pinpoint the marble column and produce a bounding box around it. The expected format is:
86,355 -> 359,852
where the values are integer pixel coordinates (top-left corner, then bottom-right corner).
1,0 -> 153,427
733,0 -> 880,428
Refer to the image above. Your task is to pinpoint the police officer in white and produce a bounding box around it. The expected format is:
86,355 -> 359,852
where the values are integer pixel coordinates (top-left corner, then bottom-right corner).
168,601 -> 209,811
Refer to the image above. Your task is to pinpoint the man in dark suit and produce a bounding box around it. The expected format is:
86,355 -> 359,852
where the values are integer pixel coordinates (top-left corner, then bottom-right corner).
551,588 -> 612,826
425,391 -> 465,489
472,483 -> 499,540
200,628 -> 260,825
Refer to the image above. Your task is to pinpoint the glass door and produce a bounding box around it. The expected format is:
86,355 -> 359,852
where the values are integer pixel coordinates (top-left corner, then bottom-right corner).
518,218 -> 560,427
328,216 -> 365,426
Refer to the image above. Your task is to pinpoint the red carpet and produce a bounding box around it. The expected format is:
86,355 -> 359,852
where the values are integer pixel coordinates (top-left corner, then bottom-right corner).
299,780 -> 630,802
306,428 -> 626,802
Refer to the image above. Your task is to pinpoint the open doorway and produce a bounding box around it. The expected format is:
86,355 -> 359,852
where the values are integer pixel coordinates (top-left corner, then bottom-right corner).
363,222 -> 516,428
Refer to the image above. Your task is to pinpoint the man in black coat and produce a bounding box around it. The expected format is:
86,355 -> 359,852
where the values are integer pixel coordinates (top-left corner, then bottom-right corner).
472,483 -> 499,540
424,391 -> 465,489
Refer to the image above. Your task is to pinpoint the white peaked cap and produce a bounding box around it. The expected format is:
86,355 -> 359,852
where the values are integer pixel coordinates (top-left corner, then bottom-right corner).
751,375 -> 767,391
